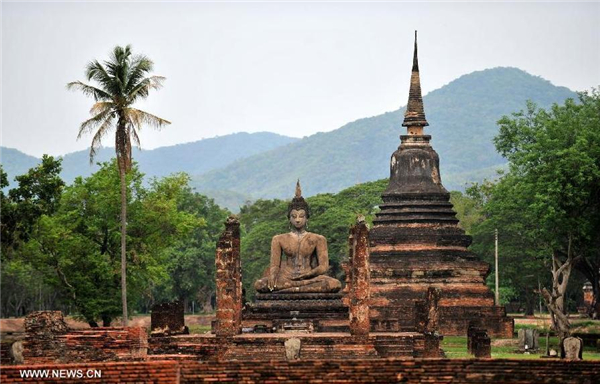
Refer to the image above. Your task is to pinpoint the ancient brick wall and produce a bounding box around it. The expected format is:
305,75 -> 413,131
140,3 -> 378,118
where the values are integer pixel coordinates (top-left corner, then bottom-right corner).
2,359 -> 599,383
0,361 -> 178,383
1,341 -> 14,365
23,327 -> 148,364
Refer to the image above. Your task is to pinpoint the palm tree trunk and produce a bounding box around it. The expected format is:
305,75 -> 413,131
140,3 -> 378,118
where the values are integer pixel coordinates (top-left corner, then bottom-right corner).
120,166 -> 128,327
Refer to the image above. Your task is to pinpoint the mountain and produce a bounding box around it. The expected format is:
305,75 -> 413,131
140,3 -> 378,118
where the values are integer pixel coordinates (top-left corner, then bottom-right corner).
2,68 -> 578,211
1,132 -> 299,185
191,67 -> 576,203
0,147 -> 40,188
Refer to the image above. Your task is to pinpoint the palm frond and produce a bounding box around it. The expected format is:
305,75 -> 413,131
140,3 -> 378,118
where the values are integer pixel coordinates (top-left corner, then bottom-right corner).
66,81 -> 112,101
124,55 -> 154,93
127,76 -> 165,102
78,109 -> 114,139
106,46 -> 132,96
85,60 -> 116,95
89,101 -> 115,116
88,114 -> 116,163
127,108 -> 171,130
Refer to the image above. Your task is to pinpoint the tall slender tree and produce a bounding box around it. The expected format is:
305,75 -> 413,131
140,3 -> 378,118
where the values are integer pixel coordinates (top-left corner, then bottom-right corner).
68,45 -> 170,325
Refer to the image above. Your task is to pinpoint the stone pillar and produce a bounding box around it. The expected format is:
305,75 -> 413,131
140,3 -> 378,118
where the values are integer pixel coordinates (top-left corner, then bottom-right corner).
215,216 -> 242,338
424,287 -> 441,334
415,287 -> 442,357
583,282 -> 593,311
415,287 -> 441,334
348,217 -> 370,340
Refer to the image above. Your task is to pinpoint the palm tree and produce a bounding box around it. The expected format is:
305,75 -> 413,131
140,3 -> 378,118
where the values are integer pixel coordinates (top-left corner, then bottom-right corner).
68,45 -> 170,326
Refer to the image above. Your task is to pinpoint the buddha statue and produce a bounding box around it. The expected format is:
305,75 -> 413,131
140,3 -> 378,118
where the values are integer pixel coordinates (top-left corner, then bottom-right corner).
254,181 -> 342,294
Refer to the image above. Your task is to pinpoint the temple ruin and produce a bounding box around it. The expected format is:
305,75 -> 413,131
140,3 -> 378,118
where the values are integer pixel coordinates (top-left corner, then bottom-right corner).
1,33 -> 520,372
368,32 -> 513,337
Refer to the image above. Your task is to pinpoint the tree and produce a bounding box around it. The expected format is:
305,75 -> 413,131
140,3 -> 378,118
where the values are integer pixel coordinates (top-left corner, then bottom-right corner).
25,161 -> 198,326
67,45 -> 171,325
466,181 -> 548,315
482,90 -> 600,346
1,158 -> 66,317
155,188 -> 229,312
1,156 -> 64,253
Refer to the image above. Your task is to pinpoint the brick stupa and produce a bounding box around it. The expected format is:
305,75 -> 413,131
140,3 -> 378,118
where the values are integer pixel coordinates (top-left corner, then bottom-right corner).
368,32 -> 513,337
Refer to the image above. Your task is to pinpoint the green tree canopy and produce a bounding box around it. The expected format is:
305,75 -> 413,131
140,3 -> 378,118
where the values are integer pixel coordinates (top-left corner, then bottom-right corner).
470,89 -> 600,318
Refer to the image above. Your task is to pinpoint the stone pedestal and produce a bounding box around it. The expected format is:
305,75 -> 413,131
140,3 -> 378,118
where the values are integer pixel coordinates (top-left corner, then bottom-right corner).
244,292 -> 348,332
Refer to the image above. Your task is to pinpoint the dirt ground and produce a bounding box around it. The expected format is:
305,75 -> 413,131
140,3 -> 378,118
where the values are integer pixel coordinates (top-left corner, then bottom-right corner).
0,314 -> 214,333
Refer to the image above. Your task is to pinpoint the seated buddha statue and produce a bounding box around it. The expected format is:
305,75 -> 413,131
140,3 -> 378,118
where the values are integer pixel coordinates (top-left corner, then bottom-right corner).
254,181 -> 342,294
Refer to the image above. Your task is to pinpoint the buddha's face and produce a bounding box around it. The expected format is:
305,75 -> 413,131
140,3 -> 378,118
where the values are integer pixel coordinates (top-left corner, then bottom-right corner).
289,209 -> 307,231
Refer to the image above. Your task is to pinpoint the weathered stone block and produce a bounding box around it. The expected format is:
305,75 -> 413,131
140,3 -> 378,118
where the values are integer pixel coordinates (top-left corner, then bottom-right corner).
518,328 -> 539,351
563,336 -> 583,360
284,338 -> 301,360
150,300 -> 188,336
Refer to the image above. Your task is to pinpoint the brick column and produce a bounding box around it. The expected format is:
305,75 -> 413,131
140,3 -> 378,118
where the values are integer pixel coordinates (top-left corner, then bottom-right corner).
348,217 -> 371,340
215,216 -> 242,338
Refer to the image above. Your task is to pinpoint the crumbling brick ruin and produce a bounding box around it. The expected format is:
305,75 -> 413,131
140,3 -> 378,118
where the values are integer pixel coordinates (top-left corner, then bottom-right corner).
348,218 -> 371,340
150,300 -> 189,336
19,311 -> 147,364
368,32 -> 513,337
214,216 -> 242,338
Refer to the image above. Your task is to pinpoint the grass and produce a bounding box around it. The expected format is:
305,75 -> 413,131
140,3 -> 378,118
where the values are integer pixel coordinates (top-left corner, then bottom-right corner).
188,324 -> 212,334
513,319 -> 600,335
441,336 -> 600,360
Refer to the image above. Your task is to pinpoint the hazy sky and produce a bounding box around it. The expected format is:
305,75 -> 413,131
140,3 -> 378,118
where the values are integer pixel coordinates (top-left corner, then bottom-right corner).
2,1 -> 599,157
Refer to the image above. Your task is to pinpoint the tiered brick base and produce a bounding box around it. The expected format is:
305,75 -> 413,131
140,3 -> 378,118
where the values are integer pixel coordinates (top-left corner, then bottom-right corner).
370,202 -> 514,337
2,359 -> 599,383
149,332 -> 435,360
369,132 -> 514,337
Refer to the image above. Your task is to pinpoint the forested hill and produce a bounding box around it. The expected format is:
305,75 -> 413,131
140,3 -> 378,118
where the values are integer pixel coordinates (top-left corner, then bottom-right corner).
1,132 -> 299,187
0,148 -> 40,188
2,68 -> 577,210
192,67 -> 576,201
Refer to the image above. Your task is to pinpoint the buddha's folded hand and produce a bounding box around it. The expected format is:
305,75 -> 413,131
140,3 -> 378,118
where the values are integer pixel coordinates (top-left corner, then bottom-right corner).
290,271 -> 312,281
267,270 -> 278,291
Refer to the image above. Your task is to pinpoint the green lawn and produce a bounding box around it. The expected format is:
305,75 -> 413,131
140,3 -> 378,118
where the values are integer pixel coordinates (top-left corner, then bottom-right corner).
442,336 -> 600,360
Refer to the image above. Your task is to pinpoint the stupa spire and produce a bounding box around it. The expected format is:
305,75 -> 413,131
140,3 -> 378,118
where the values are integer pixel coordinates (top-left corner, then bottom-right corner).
402,31 -> 429,128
